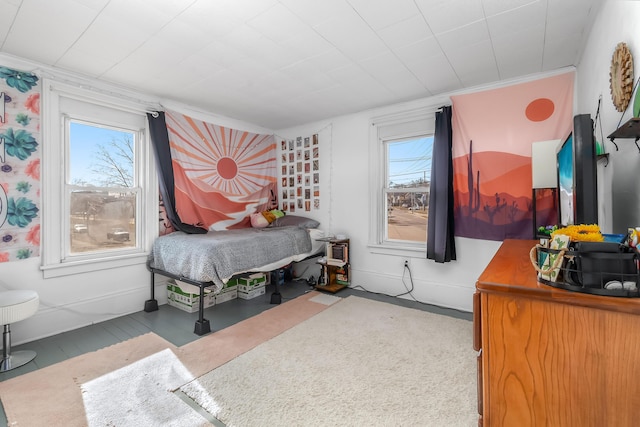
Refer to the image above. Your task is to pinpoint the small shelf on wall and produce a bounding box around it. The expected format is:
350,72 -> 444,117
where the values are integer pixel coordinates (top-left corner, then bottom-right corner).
607,117 -> 640,152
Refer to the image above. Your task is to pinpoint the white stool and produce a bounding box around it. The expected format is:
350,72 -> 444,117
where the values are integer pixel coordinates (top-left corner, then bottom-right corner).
0,290 -> 39,372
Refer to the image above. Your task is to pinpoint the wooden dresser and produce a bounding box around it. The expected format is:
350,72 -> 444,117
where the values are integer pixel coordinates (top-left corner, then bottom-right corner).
474,239 -> 640,426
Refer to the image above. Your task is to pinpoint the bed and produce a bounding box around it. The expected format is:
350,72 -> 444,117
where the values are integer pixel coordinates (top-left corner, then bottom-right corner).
145,226 -> 325,335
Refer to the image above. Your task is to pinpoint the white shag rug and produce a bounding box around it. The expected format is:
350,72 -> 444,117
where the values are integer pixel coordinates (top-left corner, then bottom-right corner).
180,296 -> 477,426
81,348 -> 212,427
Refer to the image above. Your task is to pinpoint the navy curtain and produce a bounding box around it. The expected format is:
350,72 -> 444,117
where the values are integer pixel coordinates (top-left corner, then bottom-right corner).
427,106 -> 456,262
147,112 -> 207,234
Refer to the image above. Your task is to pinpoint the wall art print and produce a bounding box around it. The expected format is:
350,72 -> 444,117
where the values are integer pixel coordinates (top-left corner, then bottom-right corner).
164,111 -> 277,230
451,72 -> 574,241
0,66 -> 40,262
279,134 -> 319,213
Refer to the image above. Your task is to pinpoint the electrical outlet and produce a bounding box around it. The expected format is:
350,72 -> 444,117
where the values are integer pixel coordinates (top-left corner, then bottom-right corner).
403,259 -> 410,269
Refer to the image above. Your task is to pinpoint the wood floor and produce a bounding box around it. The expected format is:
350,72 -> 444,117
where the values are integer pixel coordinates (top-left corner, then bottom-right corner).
0,281 -> 472,426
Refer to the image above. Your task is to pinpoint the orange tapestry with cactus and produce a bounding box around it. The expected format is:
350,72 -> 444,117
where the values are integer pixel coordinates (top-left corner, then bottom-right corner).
451,72 -> 574,241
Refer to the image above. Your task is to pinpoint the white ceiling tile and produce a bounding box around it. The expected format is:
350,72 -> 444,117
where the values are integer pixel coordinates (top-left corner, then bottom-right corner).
59,14 -> 149,67
305,49 -> 353,74
436,21 -> 490,53
446,39 -> 499,86
55,46 -> 115,77
278,27 -> 335,60
226,0 -> 280,21
405,53 -> 461,94
359,51 -> 409,79
0,1 -> 20,46
415,0 -> 485,35
279,0 -> 354,26
3,0 -> 100,64
492,29 -> 545,78
393,37 -> 443,64
543,35 -> 582,70
101,0 -> 182,34
197,40 -> 250,69
347,0 -> 422,30
481,0 -> 541,17
69,0 -> 110,10
128,37 -> 191,65
485,1 -> 546,37
376,15 -> 434,50
381,72 -> 429,98
326,63 -> 366,83
246,3 -> 309,43
154,20 -> 211,54
312,7 -> 375,46
337,35 -> 389,62
176,1 -> 242,38
280,60 -> 337,90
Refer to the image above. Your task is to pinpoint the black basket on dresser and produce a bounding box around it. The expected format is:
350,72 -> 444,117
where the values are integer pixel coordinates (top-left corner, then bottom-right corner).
533,241 -> 640,297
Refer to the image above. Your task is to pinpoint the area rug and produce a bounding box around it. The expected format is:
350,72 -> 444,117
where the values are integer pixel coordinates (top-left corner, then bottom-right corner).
0,332 -> 176,427
180,296 -> 477,426
82,348 -> 211,426
0,291 -> 331,426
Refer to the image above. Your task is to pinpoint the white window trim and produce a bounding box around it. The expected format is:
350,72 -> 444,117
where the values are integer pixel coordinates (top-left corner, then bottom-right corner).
41,80 -> 158,278
368,105 -> 437,258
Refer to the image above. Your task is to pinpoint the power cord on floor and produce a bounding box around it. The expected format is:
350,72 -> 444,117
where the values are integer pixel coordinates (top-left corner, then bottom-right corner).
350,263 -> 428,305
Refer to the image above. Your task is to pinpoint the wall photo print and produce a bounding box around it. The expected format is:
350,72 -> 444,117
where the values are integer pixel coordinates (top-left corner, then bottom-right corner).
280,134 -> 319,212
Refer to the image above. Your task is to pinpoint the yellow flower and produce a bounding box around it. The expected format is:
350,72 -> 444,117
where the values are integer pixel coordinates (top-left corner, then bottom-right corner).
551,224 -> 604,242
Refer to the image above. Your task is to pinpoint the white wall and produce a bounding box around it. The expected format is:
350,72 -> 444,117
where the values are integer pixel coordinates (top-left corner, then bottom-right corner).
576,0 -> 640,233
278,97 -> 502,314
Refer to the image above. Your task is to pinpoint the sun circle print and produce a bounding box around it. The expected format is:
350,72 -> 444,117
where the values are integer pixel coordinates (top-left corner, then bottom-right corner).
217,157 -> 238,180
525,98 -> 555,122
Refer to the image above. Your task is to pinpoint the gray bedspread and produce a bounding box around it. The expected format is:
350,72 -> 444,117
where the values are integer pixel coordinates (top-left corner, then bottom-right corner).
149,226 -> 312,292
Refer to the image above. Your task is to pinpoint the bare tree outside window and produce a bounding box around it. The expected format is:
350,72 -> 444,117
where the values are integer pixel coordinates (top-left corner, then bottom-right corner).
68,121 -> 138,254
91,136 -> 134,188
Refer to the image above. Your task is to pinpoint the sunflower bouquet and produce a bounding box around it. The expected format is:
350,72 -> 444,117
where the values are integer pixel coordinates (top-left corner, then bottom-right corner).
551,224 -> 604,242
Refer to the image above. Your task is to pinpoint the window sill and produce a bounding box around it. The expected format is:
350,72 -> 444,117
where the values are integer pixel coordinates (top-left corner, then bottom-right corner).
368,243 -> 426,258
40,252 -> 149,279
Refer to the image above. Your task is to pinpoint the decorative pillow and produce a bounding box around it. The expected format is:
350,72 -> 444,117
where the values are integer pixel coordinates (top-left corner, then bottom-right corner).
269,215 -> 320,229
250,212 -> 270,228
261,210 -> 277,223
270,209 -> 285,218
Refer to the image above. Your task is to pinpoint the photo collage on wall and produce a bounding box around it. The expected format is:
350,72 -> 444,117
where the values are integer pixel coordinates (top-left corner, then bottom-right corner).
280,134 -> 319,213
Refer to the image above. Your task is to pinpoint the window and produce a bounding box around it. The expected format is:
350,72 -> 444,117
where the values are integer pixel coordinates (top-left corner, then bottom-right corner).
41,81 -> 158,277
67,121 -> 138,255
385,136 -> 433,243
369,107 -> 435,255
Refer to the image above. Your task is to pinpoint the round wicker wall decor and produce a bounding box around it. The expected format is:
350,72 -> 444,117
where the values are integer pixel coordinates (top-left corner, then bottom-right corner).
610,42 -> 634,112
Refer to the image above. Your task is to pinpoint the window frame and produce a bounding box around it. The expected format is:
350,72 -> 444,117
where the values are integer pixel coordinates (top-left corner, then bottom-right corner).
41,80 -> 158,278
383,135 -> 431,243
368,106 -> 436,257
63,118 -> 142,260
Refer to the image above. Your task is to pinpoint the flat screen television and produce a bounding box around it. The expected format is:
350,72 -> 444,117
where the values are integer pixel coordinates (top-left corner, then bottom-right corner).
556,114 -> 598,226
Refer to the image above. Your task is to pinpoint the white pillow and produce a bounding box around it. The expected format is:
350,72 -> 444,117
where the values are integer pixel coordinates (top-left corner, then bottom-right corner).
250,212 -> 269,228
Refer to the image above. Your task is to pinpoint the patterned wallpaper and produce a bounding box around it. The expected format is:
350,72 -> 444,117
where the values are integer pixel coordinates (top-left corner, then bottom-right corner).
0,66 -> 40,262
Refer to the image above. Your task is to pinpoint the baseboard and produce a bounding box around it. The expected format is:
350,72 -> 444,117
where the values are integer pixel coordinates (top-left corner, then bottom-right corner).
10,280 -> 171,345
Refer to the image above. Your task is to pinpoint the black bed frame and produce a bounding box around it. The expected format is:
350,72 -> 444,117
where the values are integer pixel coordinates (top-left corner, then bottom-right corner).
144,259 -> 283,335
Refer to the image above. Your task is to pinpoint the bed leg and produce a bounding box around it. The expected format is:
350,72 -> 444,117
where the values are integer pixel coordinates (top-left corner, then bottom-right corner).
270,292 -> 282,304
144,271 -> 159,312
194,285 -> 211,335
270,279 -> 282,304
194,319 -> 211,335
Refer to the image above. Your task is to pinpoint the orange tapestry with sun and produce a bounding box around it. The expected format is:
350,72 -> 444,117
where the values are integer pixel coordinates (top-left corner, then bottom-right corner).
164,111 -> 277,230
451,71 -> 574,241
